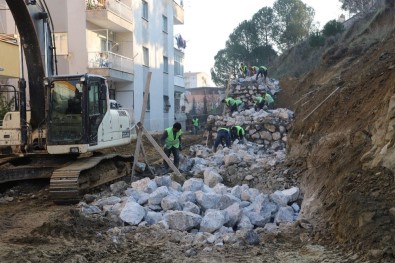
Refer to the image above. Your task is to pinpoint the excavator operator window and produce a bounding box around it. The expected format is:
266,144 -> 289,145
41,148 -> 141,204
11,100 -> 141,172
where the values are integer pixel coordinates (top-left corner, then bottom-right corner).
88,80 -> 106,145
47,80 -> 83,144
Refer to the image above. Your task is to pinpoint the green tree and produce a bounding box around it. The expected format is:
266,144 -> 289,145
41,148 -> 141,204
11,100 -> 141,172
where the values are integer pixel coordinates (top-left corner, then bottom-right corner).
211,49 -> 237,87
273,0 -> 315,51
322,19 -> 344,37
309,31 -> 325,47
251,7 -> 277,47
226,20 -> 259,63
339,0 -> 378,14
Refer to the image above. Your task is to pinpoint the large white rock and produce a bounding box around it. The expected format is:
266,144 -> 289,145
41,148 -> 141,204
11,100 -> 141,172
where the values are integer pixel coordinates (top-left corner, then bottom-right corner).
120,201 -> 146,225
200,210 -> 227,233
164,211 -> 202,231
204,168 -> 223,187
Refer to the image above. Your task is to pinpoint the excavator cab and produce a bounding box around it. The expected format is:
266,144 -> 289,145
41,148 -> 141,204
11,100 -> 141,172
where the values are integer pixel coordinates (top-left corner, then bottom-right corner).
46,73 -> 132,155
46,74 -> 106,154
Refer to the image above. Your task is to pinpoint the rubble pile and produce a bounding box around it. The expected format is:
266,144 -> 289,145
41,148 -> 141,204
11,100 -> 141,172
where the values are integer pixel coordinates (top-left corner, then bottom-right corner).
230,77 -> 281,109
183,142 -> 296,192
80,175 -> 301,247
208,108 -> 294,150
210,78 -> 294,149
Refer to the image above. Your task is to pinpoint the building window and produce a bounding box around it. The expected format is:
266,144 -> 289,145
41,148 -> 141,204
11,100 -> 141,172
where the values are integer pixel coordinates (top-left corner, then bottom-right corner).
143,47 -> 149,67
164,95 -> 170,112
174,92 -> 181,113
162,15 -> 168,33
174,54 -> 184,76
163,56 -> 168,73
54,33 -> 68,55
142,0 -> 148,20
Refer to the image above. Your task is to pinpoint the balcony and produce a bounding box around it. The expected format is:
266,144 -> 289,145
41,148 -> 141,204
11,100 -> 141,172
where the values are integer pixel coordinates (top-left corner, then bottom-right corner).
86,0 -> 133,32
173,0 -> 184,25
88,51 -> 134,82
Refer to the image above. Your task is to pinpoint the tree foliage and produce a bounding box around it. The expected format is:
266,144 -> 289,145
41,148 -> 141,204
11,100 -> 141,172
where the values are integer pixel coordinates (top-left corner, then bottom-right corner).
322,20 -> 345,37
211,0 -> 316,86
339,0 -> 378,14
309,31 -> 325,47
273,0 -> 315,51
251,7 -> 277,47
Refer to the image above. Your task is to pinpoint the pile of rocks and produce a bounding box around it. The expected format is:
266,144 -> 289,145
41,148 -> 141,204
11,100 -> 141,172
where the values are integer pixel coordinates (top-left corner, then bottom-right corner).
207,107 -> 294,150
80,175 -> 301,246
229,77 -> 281,109
182,142 -> 297,193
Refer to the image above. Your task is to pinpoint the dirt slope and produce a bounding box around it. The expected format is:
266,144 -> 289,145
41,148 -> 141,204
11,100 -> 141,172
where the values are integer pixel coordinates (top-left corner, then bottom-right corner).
277,3 -> 395,261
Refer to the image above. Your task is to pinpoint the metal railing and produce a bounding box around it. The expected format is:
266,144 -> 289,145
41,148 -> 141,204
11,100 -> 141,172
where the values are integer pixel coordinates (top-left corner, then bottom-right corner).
88,51 -> 134,74
86,0 -> 133,23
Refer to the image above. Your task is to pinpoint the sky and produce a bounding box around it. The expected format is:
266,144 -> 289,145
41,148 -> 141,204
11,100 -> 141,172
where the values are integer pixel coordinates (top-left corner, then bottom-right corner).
176,0 -> 344,84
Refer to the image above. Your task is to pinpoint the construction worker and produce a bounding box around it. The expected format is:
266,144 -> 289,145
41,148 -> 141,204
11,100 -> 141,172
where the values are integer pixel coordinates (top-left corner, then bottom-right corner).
213,127 -> 231,152
160,122 -> 182,172
256,66 -> 268,81
222,97 -> 237,114
239,63 -> 247,78
231,125 -> 246,144
263,92 -> 274,109
253,96 -> 265,111
234,99 -> 245,111
251,66 -> 258,76
192,117 -> 199,135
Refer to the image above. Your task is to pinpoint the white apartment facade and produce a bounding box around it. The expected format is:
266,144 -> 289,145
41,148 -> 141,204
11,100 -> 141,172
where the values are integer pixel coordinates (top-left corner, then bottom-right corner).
1,0 -> 185,132
184,72 -> 215,89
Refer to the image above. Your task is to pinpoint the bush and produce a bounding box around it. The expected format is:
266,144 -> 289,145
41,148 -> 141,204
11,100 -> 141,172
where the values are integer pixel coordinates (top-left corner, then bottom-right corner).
309,32 -> 325,47
322,20 -> 345,37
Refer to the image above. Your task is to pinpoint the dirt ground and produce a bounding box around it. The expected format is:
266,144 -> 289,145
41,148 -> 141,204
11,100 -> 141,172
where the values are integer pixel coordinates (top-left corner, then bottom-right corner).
0,134 -> 354,263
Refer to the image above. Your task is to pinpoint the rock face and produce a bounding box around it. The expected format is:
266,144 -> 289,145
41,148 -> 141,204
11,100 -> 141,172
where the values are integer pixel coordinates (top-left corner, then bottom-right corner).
283,7 -> 395,261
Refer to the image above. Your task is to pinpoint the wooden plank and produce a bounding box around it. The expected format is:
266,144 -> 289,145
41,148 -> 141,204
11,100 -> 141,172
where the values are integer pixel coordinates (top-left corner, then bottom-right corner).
142,127 -> 182,177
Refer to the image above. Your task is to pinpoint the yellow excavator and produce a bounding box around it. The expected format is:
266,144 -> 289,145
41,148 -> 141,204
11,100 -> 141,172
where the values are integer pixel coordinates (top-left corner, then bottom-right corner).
0,0 -> 134,203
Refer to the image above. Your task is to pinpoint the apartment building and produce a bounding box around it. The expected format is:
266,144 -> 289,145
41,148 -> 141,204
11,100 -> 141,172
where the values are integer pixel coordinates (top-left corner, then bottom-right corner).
0,0 -> 185,132
184,72 -> 215,89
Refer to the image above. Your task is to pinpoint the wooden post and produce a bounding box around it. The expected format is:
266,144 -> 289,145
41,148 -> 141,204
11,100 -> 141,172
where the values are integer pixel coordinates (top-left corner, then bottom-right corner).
131,72 -> 152,178
131,71 -> 182,179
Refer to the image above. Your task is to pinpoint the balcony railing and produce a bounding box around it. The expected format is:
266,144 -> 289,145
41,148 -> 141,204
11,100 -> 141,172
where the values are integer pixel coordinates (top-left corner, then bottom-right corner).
86,0 -> 132,23
88,51 -> 133,74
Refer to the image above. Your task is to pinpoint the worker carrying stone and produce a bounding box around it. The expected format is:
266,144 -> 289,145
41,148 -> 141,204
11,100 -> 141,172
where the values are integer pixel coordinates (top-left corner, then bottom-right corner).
222,97 -> 244,114
253,95 -> 265,111
263,92 -> 274,109
160,122 -> 182,172
231,125 -> 246,144
192,117 -> 199,135
256,65 -> 268,81
213,127 -> 231,152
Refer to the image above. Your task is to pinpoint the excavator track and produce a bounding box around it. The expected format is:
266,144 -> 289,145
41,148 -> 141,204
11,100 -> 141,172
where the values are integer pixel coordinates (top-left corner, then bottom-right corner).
50,153 -> 132,204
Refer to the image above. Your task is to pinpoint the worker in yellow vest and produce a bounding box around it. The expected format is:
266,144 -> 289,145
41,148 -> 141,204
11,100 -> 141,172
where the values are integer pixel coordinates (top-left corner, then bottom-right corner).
160,122 -> 182,172
192,117 -> 199,135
